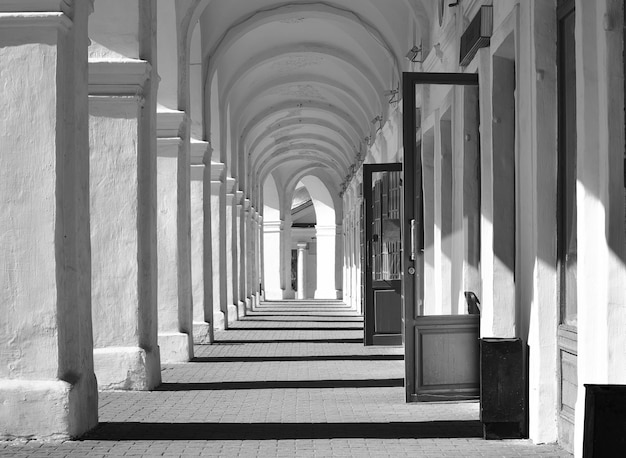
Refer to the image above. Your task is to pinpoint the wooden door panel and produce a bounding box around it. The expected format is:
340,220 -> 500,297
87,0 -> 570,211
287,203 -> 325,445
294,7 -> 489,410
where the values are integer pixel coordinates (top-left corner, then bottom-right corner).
374,289 -> 402,334
413,315 -> 480,401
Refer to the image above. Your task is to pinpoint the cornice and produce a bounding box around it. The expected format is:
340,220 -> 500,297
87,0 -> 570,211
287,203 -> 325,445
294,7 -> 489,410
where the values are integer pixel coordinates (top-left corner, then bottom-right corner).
88,59 -> 151,97
210,161 -> 225,182
0,12 -> 71,31
156,137 -> 181,158
190,164 -> 204,181
0,1 -> 92,16
157,108 -> 185,139
225,177 -> 237,194
88,95 -> 143,116
190,138 -> 211,166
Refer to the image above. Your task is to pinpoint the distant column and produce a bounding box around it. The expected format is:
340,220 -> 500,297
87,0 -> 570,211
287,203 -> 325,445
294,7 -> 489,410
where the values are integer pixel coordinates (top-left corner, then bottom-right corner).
224,178 -> 238,325
263,221 -> 284,300
210,162 -> 226,330
297,243 -> 308,299
190,140 -> 213,344
315,225 -> 338,299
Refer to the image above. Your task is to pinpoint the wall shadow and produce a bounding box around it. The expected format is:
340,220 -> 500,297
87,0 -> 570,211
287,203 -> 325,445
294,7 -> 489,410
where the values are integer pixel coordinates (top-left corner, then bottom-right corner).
83,421 -> 483,441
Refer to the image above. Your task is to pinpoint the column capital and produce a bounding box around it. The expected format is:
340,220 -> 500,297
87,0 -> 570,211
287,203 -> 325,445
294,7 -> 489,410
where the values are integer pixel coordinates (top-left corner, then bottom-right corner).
235,190 -> 244,205
243,199 -> 251,211
210,161 -> 225,182
190,138 -> 211,166
157,108 -> 186,139
0,1 -> 93,17
88,59 -> 151,98
225,177 -> 237,195
263,220 -> 283,232
156,137 -> 181,158
190,164 -> 204,181
297,242 -> 308,250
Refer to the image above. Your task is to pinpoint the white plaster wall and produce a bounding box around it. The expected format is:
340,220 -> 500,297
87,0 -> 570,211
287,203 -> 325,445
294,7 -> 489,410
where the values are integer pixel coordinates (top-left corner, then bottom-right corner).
91,106 -> 143,349
89,0 -> 140,59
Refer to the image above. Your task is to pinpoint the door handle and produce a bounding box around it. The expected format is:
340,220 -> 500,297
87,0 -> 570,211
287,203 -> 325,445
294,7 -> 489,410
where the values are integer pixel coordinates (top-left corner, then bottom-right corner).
410,219 -> 416,261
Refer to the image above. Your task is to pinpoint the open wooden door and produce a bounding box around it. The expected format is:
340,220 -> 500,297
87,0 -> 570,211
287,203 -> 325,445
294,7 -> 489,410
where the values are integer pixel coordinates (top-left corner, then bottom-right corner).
402,73 -> 481,401
363,163 -> 403,346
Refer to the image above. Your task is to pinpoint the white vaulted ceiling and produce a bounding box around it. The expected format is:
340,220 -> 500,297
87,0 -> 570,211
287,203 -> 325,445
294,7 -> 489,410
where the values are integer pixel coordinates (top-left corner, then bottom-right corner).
188,0 -> 431,207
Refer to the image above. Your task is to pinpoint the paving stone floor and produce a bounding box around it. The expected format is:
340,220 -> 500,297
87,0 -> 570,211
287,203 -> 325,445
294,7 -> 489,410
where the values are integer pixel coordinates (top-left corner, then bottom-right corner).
0,301 -> 573,457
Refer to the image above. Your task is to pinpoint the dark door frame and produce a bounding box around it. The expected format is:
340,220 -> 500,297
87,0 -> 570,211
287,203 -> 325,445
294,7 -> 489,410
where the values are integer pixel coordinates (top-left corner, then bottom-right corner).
402,72 -> 480,401
363,162 -> 403,345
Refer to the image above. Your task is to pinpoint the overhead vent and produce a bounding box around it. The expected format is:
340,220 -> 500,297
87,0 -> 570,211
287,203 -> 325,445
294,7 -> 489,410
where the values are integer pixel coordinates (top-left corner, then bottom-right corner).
459,5 -> 493,67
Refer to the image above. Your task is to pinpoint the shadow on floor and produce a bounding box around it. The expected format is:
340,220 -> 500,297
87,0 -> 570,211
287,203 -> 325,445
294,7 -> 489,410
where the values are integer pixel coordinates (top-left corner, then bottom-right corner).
82,421 -> 483,441
213,338 -> 364,344
154,379 -> 404,391
191,355 -> 404,363
226,327 -> 364,331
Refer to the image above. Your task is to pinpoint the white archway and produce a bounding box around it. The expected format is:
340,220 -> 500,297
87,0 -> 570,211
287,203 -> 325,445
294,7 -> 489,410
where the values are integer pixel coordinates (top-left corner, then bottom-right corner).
299,175 -> 337,299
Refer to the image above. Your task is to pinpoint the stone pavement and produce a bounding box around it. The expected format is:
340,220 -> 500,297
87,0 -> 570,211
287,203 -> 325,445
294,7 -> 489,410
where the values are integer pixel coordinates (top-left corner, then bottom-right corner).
0,301 -> 572,457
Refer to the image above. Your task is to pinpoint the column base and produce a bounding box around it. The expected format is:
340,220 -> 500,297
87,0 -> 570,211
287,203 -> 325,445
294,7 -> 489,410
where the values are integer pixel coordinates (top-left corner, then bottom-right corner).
213,311 -> 225,331
0,376 -> 98,441
193,321 -> 213,344
225,304 -> 238,328
158,332 -> 193,363
264,289 -> 282,301
237,300 -> 247,318
94,346 -> 161,391
314,289 -> 340,300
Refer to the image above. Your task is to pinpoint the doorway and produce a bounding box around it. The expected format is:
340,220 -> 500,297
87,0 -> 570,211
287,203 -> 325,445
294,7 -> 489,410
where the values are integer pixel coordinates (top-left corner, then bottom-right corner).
363,163 -> 403,346
402,72 -> 481,401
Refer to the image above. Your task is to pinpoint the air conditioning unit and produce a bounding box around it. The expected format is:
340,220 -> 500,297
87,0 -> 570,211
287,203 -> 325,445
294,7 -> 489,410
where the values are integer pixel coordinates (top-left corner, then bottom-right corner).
459,5 -> 493,67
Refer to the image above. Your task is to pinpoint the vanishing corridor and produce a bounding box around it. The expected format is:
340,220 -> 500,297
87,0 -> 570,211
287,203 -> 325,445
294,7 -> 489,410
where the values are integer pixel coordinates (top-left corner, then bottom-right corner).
1,302 -> 571,457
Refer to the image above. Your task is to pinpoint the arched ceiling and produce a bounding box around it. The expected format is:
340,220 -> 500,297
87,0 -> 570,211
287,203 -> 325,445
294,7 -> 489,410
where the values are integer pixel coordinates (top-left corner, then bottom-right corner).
190,0 -> 430,203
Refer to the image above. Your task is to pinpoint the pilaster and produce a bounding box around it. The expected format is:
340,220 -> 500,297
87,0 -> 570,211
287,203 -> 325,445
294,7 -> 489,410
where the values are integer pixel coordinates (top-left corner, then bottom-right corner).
190,140 -> 213,344
224,177 -> 238,326
315,225 -> 338,299
263,220 -> 284,300
235,191 -> 246,317
0,1 -> 98,440
210,161 -> 226,330
88,1 -> 161,389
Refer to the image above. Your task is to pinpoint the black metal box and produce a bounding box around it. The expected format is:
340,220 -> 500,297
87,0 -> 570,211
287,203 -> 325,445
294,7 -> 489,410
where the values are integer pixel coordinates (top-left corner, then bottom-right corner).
480,338 -> 525,439
583,384 -> 626,457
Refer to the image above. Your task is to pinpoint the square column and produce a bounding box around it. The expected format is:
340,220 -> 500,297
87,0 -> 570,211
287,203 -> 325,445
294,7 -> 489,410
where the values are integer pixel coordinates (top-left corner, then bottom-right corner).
224,178 -> 238,326
251,210 -> 261,307
89,60 -> 161,389
235,191 -> 246,317
315,226 -> 338,299
245,203 -> 255,310
190,140 -> 213,344
0,2 -> 98,440
156,111 -> 193,363
282,217 -> 295,299
263,221 -> 284,300
296,243 -> 309,300
210,162 -> 226,330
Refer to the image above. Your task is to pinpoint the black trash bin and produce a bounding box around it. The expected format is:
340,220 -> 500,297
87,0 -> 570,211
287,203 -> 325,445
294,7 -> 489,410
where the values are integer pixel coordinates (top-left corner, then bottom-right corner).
583,384 -> 626,457
480,337 -> 525,439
